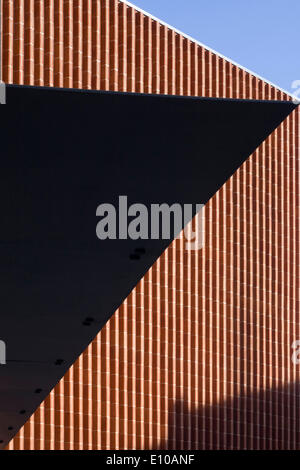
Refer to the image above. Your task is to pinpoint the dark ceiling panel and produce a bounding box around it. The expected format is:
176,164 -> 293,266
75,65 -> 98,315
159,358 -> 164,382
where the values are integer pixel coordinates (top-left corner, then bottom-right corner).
0,85 -> 296,446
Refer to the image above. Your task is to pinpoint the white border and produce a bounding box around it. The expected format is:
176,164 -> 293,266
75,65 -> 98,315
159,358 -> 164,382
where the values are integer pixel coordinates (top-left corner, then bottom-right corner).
122,0 -> 298,101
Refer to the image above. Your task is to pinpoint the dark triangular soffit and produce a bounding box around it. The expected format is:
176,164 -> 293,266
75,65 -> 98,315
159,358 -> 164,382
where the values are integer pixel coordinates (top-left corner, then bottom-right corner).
0,85 -> 297,446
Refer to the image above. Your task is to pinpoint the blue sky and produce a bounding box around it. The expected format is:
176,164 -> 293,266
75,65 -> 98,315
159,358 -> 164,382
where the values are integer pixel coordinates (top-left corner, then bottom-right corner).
129,0 -> 300,94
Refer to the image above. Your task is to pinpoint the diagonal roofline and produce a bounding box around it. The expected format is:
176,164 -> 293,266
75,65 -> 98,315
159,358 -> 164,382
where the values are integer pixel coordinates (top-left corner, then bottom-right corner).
122,0 -> 298,101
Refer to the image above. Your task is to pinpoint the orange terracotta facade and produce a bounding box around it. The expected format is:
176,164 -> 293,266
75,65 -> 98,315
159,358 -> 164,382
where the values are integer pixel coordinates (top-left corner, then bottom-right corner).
1,0 -> 299,450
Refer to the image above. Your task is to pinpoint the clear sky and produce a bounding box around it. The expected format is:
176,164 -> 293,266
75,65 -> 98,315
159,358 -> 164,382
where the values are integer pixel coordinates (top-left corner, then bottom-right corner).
128,0 -> 300,94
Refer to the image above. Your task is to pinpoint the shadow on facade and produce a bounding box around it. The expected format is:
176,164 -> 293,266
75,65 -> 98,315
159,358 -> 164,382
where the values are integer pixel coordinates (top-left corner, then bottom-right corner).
156,382 -> 300,450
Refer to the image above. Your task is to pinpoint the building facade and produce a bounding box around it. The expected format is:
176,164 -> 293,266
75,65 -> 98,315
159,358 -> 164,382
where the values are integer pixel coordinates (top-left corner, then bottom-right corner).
1,0 -> 299,450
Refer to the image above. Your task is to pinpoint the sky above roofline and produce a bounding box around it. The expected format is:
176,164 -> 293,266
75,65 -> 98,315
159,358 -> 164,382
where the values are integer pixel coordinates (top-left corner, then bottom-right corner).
122,0 -> 300,101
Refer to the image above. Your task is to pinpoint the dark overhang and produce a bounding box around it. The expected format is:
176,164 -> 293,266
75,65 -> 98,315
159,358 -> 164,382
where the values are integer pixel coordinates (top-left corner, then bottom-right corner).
0,85 -> 297,446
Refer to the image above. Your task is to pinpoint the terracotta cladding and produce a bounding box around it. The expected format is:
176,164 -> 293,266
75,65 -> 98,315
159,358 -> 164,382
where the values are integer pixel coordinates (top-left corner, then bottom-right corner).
1,0 -> 299,450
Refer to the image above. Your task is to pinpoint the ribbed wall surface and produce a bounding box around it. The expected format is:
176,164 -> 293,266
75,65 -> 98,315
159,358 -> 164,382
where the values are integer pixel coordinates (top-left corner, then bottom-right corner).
2,0 -> 299,450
